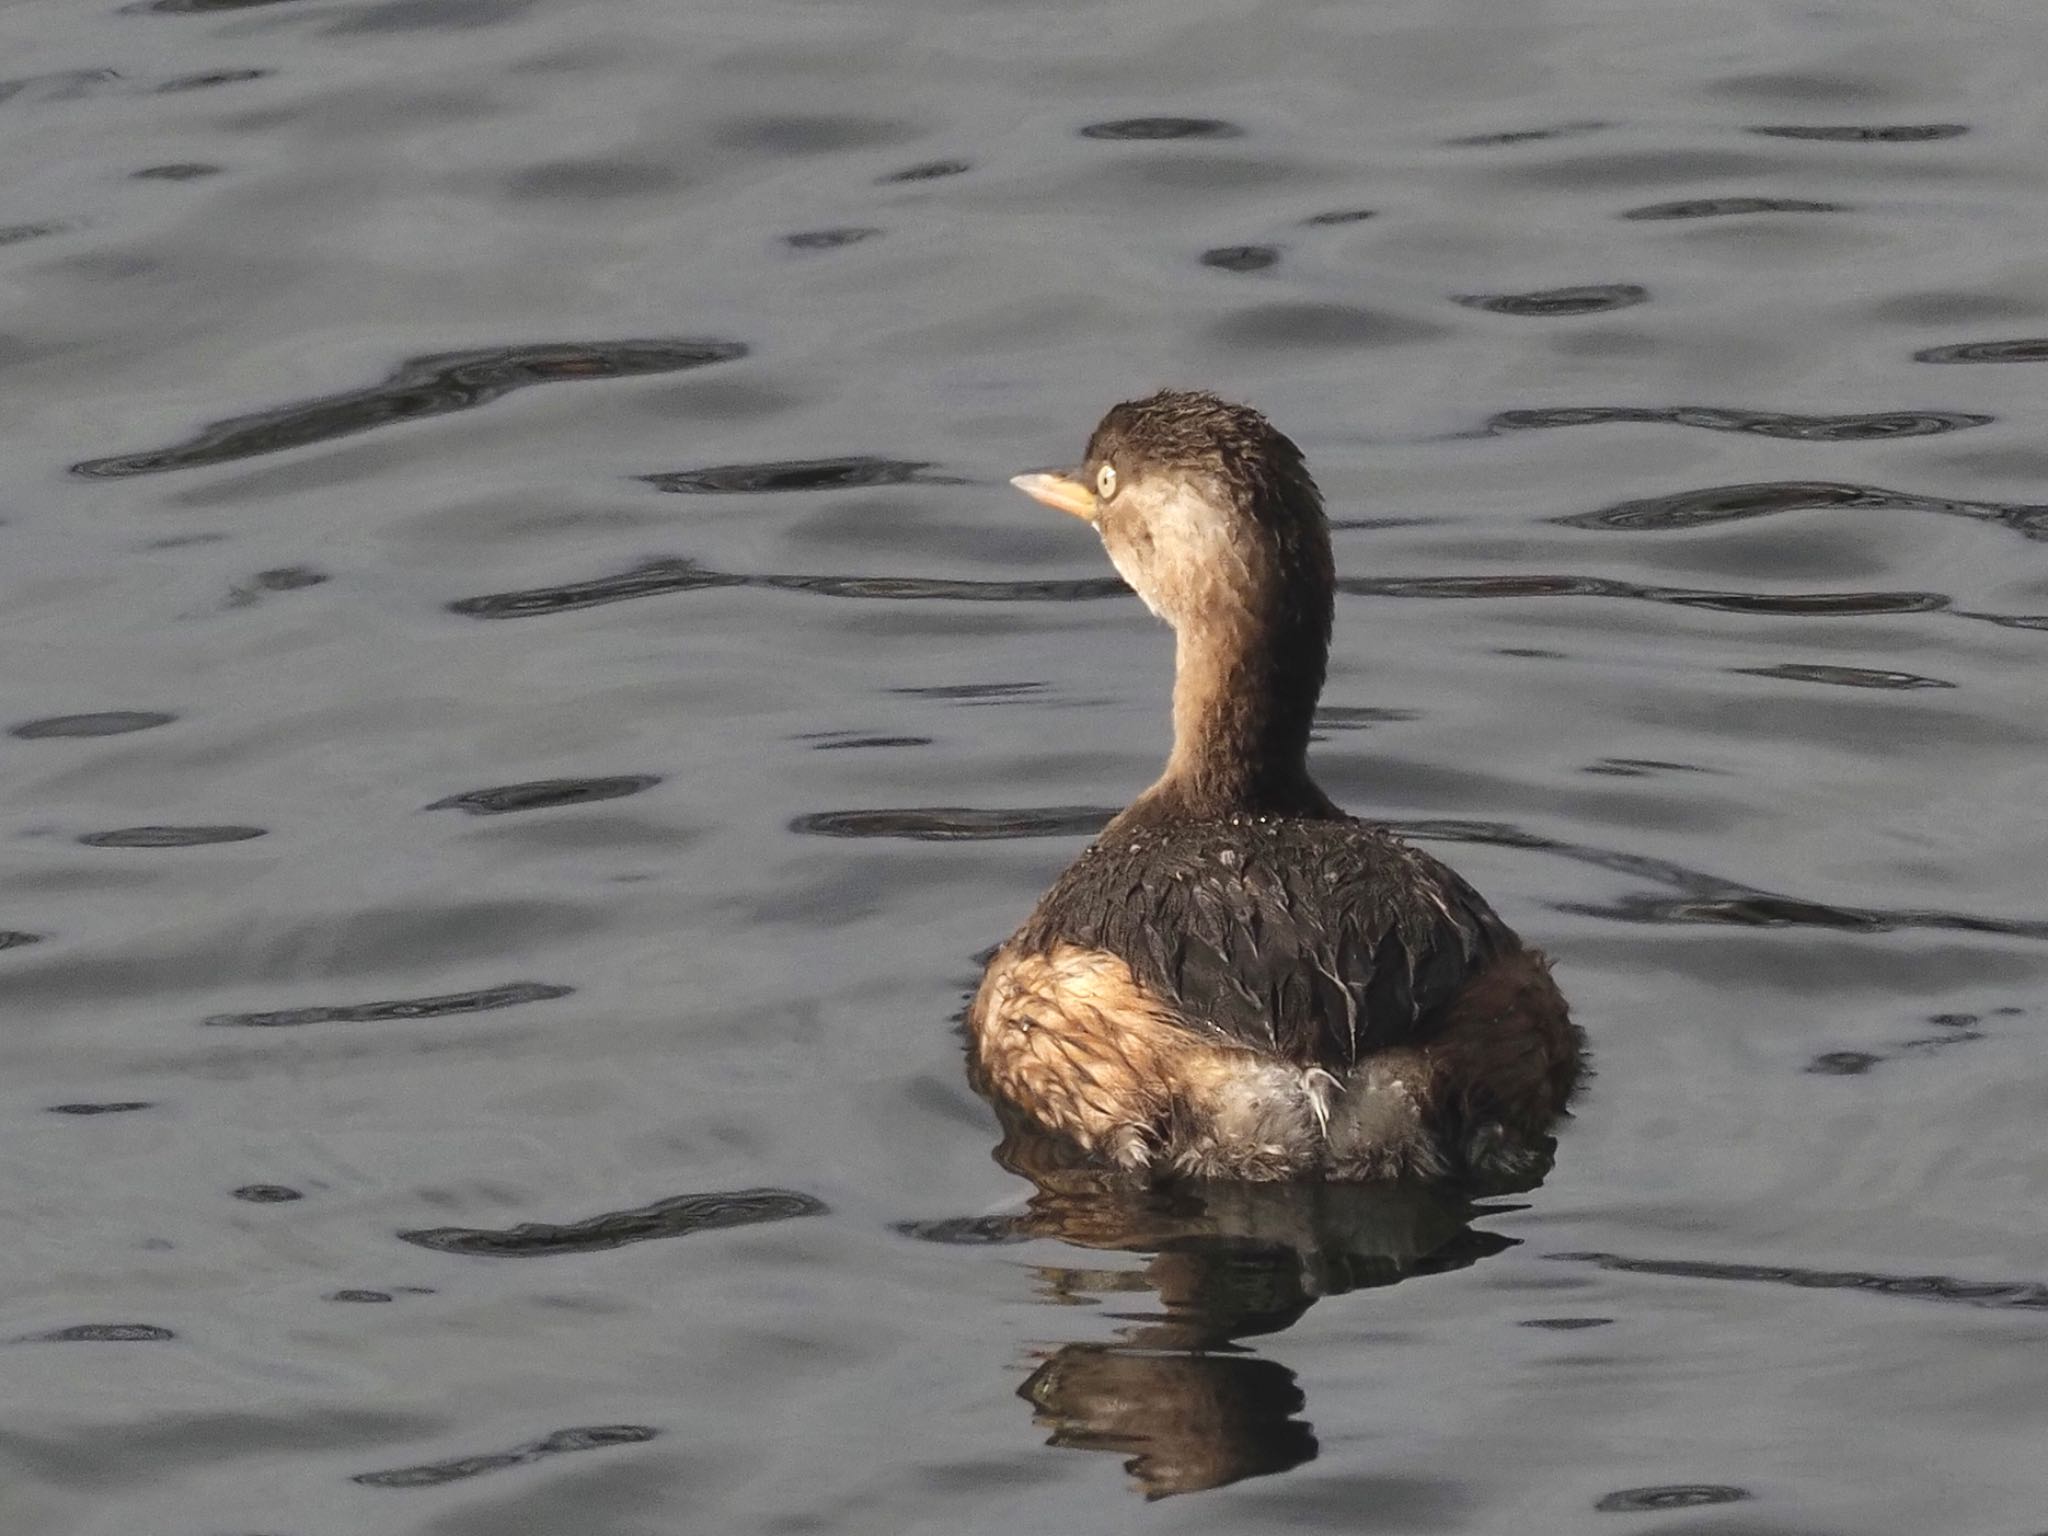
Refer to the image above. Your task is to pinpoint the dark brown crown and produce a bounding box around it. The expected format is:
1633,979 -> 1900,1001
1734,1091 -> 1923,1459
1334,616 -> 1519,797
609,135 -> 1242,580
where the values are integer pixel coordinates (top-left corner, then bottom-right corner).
1083,389 -> 1322,533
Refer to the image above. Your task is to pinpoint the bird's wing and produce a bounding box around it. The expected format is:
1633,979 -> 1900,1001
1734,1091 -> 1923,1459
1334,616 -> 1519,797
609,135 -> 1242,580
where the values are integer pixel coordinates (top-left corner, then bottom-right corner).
1014,818 -> 1516,1070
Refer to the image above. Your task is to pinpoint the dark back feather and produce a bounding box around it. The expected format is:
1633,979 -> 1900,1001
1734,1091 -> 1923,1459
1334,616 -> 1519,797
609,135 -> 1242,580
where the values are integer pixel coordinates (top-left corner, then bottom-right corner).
1012,815 -> 1517,1069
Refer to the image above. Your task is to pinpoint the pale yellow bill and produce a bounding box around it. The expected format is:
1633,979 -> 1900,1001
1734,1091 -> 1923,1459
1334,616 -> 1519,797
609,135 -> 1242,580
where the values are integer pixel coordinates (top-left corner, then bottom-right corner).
1008,470 -> 1096,522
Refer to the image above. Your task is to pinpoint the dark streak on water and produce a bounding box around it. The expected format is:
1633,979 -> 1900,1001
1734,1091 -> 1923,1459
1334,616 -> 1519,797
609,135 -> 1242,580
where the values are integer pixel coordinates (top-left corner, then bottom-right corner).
1582,757 -> 1718,778
1596,1484 -> 1751,1512
804,733 -> 933,750
426,775 -> 660,815
1806,1008 -> 2003,1075
447,557 -> 1126,618
78,825 -> 266,848
1078,117 -> 1242,141
233,1184 -> 303,1203
1444,121 -> 1609,146
1914,338 -> 2048,364
449,555 -> 2048,631
1401,818 -> 2048,939
1201,245 -> 1280,273
785,227 -> 881,251
877,159 -> 969,184
0,222 -> 71,247
1488,406 -> 1992,441
1736,662 -> 1956,690
1554,1251 -> 2048,1311
642,457 -> 949,494
1561,479 -> 2048,537
1622,196 -> 1843,219
19,1324 -> 176,1343
791,806 -> 1116,841
121,0 -> 302,13
1747,123 -> 1967,142
203,980 -> 572,1028
12,710 -> 177,739
398,1187 -> 828,1257
226,566 -> 327,608
353,1425 -> 659,1489
1346,573 -> 1959,622
893,681 -> 1045,702
783,804 -> 2047,938
47,1101 -> 153,1115
1456,284 -> 1646,317
1314,705 -> 1423,731
157,69 -> 271,92
69,339 -> 748,478
0,71 -> 122,106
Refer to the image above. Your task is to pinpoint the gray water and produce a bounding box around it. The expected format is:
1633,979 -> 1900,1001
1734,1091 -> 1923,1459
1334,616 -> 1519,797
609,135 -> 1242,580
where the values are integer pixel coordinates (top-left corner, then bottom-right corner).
3,0 -> 2047,1529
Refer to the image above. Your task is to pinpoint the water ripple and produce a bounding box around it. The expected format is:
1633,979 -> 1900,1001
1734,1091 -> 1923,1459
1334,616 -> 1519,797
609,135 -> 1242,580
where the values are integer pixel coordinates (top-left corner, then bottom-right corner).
892,681 -> 1046,702
398,1187 -> 827,1257
448,558 -> 1123,619
447,555 -> 2037,628
1553,1250 -> 2048,1311
641,457 -> 948,494
1736,662 -> 1955,690
354,1425 -> 659,1489
1597,1485 -> 1751,1512
78,825 -> 265,847
1443,121 -> 1609,147
426,776 -> 660,816
1456,284 -> 1646,317
1747,123 -> 1967,142
781,807 -> 2046,939
47,1101 -> 152,1115
1488,405 -> 1991,441
791,806 -> 1115,840
877,158 -> 969,183
1560,479 -> 2048,537
1806,1007 -> 2008,1075
1200,244 -> 1280,273
233,1184 -> 303,1203
1344,573 -> 1953,619
156,68 -> 270,92
123,0 -> 303,11
784,227 -> 882,251
12,710 -> 176,739
71,338 -> 748,478
805,733 -> 932,751
0,70 -> 121,106
1078,117 -> 1242,141
1402,818 -> 2048,939
1914,338 -> 2048,364
0,221 -> 71,247
19,1323 -> 175,1343
203,980 -> 572,1028
1622,196 -> 1843,220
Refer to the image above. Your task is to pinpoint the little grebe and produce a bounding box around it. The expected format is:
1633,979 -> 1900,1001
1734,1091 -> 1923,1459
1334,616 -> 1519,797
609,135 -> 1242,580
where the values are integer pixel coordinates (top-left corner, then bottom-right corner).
969,391 -> 1583,1182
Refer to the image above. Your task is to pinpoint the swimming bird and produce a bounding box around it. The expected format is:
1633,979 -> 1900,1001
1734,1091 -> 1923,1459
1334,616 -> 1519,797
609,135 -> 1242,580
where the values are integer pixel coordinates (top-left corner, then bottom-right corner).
969,390 -> 1582,1182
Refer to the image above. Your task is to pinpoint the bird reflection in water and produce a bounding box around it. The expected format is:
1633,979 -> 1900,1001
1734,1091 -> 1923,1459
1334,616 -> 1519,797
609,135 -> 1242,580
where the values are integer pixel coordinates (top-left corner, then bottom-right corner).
917,1112 -> 1525,1499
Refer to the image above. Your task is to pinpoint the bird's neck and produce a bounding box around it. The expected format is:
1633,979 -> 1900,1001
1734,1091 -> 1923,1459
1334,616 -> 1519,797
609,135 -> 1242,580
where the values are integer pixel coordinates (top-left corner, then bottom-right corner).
1141,588 -> 1335,822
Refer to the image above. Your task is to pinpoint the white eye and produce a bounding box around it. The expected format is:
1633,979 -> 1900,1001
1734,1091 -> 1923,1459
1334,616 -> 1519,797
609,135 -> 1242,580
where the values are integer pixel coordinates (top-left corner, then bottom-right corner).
1095,462 -> 1119,500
